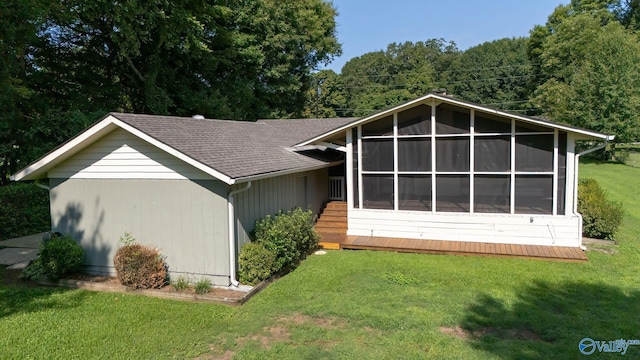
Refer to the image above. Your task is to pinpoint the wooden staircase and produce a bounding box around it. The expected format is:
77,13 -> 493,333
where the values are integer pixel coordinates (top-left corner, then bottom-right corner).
315,201 -> 348,250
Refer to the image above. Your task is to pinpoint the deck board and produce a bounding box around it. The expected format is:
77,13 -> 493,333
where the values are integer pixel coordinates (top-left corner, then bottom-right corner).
318,235 -> 587,262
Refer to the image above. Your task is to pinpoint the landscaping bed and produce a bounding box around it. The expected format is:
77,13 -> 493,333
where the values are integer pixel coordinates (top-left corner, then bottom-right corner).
36,274 -> 270,306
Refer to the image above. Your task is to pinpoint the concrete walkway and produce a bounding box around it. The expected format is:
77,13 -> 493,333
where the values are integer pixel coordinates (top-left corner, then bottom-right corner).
0,232 -> 46,270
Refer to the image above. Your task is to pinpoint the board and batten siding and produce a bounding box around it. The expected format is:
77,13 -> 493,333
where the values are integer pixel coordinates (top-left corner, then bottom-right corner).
234,168 -> 329,248
347,209 -> 581,247
48,128 -> 213,180
50,178 -> 231,285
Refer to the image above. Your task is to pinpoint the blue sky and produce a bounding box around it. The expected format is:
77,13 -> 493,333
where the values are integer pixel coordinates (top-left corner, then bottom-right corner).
323,0 -> 566,73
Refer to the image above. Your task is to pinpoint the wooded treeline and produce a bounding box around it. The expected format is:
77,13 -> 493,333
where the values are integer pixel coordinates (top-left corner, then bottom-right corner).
2,0 -> 640,185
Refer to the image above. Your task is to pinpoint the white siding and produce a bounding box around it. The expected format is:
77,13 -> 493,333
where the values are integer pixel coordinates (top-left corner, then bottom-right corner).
48,128 -> 213,180
348,209 -> 581,247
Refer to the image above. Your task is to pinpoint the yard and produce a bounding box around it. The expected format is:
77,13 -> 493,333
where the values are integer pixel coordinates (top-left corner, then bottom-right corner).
1,162 -> 638,359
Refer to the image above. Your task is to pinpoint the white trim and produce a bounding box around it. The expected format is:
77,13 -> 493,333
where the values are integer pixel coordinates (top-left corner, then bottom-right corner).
393,113 -> 399,211
295,93 -> 612,147
431,102 -> 437,213
357,126 -> 363,208
510,119 -> 516,214
346,129 -> 354,210
233,161 -> 342,184
552,129 -> 559,215
317,141 -> 346,152
470,109 -> 475,214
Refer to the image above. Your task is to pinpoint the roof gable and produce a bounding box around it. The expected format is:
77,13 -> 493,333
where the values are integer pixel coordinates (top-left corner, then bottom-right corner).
296,93 -> 614,146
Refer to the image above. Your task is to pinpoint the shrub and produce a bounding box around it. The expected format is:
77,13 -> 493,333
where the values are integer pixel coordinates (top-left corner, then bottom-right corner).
194,278 -> 212,295
22,234 -> 84,280
578,178 -> 624,240
113,233 -> 167,289
253,208 -> 319,273
0,183 -> 50,240
238,242 -> 277,285
172,275 -> 190,291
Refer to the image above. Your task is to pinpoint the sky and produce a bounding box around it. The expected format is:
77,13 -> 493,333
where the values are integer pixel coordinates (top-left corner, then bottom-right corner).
322,0 -> 567,73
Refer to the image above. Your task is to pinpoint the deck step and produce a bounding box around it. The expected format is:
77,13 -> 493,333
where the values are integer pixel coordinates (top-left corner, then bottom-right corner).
314,227 -> 347,234
318,242 -> 341,250
324,201 -> 347,210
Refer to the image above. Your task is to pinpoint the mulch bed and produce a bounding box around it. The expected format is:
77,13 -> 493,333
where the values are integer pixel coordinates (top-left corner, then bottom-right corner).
37,274 -> 271,306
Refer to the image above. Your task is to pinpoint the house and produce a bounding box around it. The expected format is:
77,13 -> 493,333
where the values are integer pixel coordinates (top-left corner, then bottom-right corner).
11,94 -> 612,286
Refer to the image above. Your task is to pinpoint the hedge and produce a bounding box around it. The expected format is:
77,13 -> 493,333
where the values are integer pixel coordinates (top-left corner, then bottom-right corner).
0,183 -> 50,240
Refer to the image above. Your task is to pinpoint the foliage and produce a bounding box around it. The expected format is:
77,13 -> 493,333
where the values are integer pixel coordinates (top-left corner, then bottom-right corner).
172,276 -> 190,292
194,278 -> 212,295
339,39 -> 459,116
22,235 -> 84,281
253,208 -> 319,273
113,235 -> 167,289
448,38 -> 534,114
528,3 -> 640,142
0,182 -> 50,240
238,242 -> 278,286
578,178 -> 624,239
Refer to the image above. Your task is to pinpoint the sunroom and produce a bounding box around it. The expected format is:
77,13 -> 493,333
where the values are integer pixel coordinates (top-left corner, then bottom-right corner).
301,94 -> 612,248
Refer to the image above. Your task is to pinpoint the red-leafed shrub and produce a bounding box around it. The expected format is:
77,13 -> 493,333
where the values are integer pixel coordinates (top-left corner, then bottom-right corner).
114,236 -> 167,289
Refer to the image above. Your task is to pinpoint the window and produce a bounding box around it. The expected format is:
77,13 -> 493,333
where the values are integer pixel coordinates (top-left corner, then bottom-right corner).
515,134 -> 554,172
436,104 -> 469,134
474,136 -> 510,172
557,132 -> 567,215
352,128 -> 359,208
515,175 -> 553,214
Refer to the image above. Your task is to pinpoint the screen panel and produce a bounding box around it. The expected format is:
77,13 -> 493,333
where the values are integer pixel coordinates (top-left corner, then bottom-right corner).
398,104 -> 431,135
362,139 -> 394,171
474,175 -> 510,213
515,175 -> 553,214
474,136 -> 510,172
436,104 -> 470,134
398,139 -> 431,171
557,132 -> 567,215
436,175 -> 470,212
515,134 -> 554,172
398,175 -> 432,211
475,113 -> 512,133
352,128 -> 359,208
362,116 -> 393,136
363,174 -> 394,210
436,138 -> 470,172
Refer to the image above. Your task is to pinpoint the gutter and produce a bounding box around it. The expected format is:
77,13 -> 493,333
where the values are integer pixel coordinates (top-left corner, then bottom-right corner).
573,141 -> 610,250
35,179 -> 51,191
227,181 -> 252,287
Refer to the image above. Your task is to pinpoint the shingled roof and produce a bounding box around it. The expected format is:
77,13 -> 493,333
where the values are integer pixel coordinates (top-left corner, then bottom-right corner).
11,112 -> 357,184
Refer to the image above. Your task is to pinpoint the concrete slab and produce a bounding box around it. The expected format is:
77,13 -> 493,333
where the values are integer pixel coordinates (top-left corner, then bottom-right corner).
7,261 -> 31,270
0,248 -> 39,266
0,232 -> 46,249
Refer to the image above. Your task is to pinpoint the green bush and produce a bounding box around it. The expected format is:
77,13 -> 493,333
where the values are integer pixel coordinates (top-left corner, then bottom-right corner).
22,234 -> 84,280
0,183 -> 50,240
253,208 -> 319,273
172,275 -> 190,291
194,278 -> 212,295
113,235 -> 168,289
578,178 -> 624,240
238,242 -> 277,285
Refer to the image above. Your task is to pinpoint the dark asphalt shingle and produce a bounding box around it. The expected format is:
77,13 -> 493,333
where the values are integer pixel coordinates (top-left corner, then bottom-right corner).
111,113 -> 355,180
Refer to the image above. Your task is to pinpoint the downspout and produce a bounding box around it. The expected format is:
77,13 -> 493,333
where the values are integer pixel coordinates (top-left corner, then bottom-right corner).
227,181 -> 251,287
573,142 -> 609,250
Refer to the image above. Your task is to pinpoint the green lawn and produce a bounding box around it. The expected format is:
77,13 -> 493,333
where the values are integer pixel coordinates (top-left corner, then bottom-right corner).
1,162 -> 639,359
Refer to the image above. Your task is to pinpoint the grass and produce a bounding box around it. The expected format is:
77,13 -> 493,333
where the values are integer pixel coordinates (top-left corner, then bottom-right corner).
1,161 -> 639,359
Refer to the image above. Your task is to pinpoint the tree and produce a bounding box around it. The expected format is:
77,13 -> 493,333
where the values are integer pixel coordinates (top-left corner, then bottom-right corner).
447,38 -> 533,114
339,39 -> 458,116
302,70 -> 346,118
32,0 -> 341,120
530,12 -> 640,142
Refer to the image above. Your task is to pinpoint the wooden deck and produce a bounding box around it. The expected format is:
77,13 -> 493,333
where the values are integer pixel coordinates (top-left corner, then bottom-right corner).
318,235 -> 588,262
